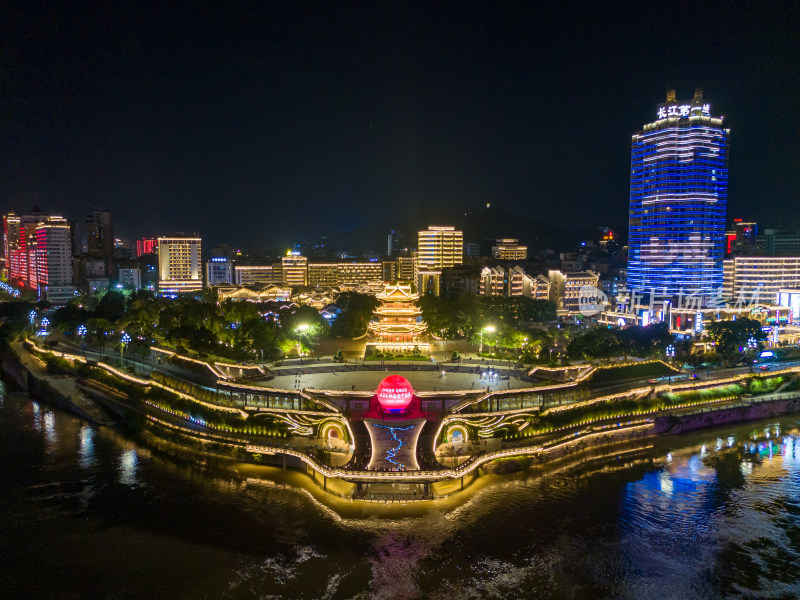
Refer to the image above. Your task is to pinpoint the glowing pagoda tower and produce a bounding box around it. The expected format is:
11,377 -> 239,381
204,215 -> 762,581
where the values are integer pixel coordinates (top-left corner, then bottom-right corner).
367,283 -> 428,351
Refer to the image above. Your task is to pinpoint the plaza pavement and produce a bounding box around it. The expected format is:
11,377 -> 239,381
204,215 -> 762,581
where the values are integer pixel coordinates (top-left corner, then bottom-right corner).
262,362 -> 532,392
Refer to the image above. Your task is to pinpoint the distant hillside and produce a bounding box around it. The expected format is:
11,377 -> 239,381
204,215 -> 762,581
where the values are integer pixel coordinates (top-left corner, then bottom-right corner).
320,205 -> 625,255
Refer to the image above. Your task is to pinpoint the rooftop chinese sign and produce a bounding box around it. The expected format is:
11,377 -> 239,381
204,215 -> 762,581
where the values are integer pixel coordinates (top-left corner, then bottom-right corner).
657,103 -> 711,120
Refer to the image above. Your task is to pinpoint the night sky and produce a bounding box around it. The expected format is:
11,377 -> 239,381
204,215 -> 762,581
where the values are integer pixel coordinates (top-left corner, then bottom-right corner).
2,2 -> 799,250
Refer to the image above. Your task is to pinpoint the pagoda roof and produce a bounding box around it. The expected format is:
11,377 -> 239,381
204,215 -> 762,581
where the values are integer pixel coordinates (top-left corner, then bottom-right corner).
377,283 -> 418,300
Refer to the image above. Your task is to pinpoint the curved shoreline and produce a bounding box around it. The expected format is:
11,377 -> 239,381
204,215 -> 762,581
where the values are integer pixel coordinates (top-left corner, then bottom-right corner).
5,341 -> 800,508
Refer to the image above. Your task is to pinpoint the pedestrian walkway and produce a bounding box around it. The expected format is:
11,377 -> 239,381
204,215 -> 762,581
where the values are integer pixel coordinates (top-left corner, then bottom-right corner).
11,341 -> 114,426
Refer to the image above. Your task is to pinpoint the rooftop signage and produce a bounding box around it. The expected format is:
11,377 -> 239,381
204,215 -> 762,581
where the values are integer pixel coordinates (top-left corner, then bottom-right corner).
657,103 -> 710,120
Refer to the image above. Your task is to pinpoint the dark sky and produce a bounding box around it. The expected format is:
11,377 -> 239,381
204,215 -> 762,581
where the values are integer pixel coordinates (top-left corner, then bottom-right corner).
2,2 -> 799,249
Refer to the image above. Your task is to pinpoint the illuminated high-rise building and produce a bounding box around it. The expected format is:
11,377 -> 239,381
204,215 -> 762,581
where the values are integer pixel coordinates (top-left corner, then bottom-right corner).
206,256 -> 234,287
417,226 -> 462,270
136,238 -> 158,257
627,89 -> 729,303
34,217 -> 73,286
387,229 -> 402,256
3,207 -> 46,288
157,236 -> 202,293
281,253 -> 308,287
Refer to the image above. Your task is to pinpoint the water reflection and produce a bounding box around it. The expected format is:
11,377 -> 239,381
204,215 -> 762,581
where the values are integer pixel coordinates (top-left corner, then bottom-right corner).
3,388 -> 800,598
44,410 -> 56,446
118,448 -> 138,486
31,400 -> 42,432
78,425 -> 96,469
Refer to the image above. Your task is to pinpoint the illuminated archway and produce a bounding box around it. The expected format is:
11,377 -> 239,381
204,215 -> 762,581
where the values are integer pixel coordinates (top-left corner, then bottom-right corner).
445,424 -> 469,443
319,421 -> 346,442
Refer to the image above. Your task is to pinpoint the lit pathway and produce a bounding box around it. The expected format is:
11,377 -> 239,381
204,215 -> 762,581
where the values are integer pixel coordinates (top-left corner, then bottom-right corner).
266,367 -> 530,392
11,341 -> 113,426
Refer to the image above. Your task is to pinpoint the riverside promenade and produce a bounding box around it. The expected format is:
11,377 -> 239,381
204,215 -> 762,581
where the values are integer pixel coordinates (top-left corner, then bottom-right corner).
8,338 -> 800,501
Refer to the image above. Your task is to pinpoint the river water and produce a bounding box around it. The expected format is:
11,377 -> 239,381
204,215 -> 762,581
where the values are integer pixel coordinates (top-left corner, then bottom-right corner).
2,381 -> 800,599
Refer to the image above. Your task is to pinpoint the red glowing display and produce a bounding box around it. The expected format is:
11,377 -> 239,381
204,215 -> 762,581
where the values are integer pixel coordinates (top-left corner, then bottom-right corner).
375,375 -> 414,411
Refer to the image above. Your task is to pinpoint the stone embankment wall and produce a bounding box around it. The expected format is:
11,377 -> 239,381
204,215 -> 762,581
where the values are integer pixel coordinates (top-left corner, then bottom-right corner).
655,397 -> 800,435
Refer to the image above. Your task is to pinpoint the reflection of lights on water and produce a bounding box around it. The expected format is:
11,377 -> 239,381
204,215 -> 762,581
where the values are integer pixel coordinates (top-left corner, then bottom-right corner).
783,436 -> 797,461
118,449 -> 138,485
715,438 -> 723,452
666,452 -> 673,463
700,445 -> 707,457
79,426 -> 96,468
658,470 -> 674,497
31,401 -> 43,432
44,411 -> 56,446
727,436 -> 735,448
740,461 -> 753,476
688,455 -> 703,475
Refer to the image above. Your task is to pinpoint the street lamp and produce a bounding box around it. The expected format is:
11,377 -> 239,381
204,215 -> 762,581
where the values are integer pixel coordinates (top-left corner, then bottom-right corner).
666,344 -> 675,359
479,325 -> 495,354
296,323 -> 309,356
41,317 -> 50,346
747,337 -> 757,350
78,324 -> 87,355
121,332 -> 131,362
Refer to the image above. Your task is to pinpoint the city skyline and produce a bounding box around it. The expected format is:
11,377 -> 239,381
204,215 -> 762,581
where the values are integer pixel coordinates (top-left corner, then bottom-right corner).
2,3 -> 799,248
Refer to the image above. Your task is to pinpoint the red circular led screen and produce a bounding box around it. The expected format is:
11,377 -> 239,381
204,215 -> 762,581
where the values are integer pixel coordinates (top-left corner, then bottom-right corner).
375,375 -> 414,411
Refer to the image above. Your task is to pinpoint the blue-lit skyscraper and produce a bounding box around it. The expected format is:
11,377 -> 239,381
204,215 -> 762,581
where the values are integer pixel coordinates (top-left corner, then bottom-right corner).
627,89 -> 729,304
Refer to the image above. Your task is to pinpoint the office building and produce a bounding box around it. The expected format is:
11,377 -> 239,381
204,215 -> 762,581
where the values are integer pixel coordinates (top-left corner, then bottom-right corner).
3,208 -> 46,288
206,256 -> 234,287
138,253 -> 159,290
387,230 -> 402,256
417,271 -> 441,296
136,238 -> 158,257
235,265 -> 279,286
332,262 -> 383,285
417,226 -> 463,270
3,209 -> 75,302
396,256 -> 416,281
307,263 -> 339,287
86,208 -> 114,267
157,236 -> 202,293
758,229 -> 800,256
118,267 -> 142,290
627,89 -> 729,303
34,216 -> 75,302
725,219 -> 759,256
463,242 -> 481,259
381,260 -> 397,282
492,239 -> 527,261
281,253 -> 308,287
723,257 -> 800,303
